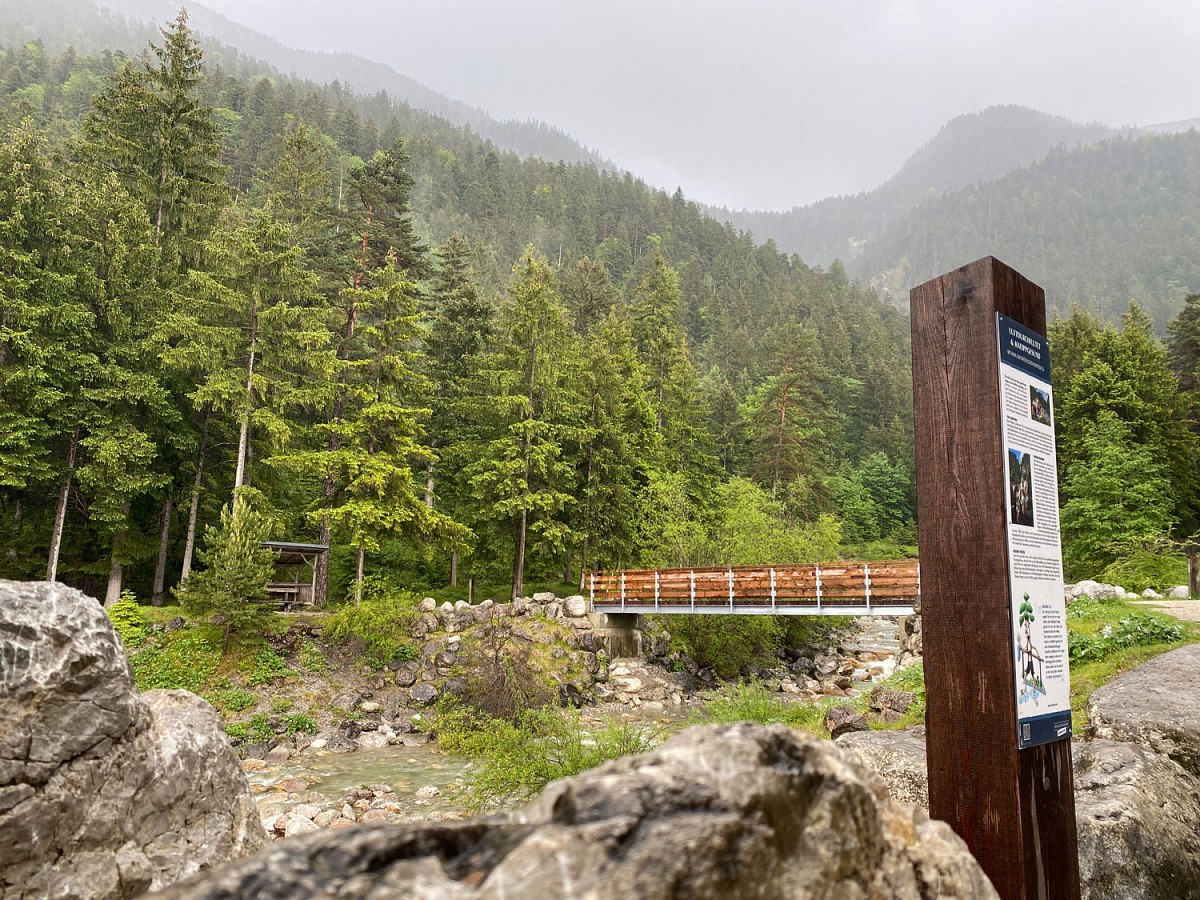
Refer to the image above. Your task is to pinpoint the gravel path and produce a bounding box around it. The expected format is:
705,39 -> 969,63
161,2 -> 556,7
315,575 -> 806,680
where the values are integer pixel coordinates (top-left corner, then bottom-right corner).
1131,599 -> 1200,623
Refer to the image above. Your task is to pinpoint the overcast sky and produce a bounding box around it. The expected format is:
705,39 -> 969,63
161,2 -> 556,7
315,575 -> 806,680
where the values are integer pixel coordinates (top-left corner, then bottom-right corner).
195,0 -> 1200,211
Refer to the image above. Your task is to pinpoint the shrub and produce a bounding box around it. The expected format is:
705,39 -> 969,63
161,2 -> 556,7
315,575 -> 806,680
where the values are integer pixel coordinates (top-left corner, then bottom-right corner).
437,702 -> 660,811
1099,545 -> 1189,594
324,584 -> 422,667
452,607 -> 556,719
106,593 -> 149,649
668,615 -> 782,679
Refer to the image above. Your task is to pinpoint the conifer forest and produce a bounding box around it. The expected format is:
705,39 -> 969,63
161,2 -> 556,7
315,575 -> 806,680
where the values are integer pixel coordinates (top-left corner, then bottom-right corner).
2,9 -> 1199,613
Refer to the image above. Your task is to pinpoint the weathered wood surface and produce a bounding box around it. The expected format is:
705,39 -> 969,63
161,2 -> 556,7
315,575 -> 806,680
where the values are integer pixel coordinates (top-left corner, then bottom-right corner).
911,256 -> 1078,899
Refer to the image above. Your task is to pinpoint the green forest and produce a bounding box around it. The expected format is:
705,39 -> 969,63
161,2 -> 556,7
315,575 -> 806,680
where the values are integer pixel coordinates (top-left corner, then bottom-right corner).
1,12 -> 1198,618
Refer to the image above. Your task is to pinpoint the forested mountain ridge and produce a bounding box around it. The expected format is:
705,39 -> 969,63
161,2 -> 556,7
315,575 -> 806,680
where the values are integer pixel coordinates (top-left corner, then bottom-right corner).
714,106 -> 1122,266
0,0 -> 610,168
0,14 -> 917,613
854,130 -> 1200,329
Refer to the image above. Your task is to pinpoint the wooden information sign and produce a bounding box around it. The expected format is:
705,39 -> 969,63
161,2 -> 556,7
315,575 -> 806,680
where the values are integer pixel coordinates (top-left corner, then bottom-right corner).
910,257 -> 1079,899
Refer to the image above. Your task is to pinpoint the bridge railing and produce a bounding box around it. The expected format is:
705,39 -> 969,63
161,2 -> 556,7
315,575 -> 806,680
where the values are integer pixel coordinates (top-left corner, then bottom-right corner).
586,560 -> 919,616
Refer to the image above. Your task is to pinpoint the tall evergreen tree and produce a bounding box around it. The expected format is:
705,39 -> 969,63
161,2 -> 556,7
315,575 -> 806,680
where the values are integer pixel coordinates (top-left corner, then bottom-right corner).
460,249 -> 582,599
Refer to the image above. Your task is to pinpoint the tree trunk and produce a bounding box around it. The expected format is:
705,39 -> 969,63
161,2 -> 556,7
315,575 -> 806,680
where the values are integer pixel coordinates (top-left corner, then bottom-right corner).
354,545 -> 365,605
449,550 -> 458,588
104,558 -> 123,607
314,514 -> 331,607
151,495 -> 173,605
578,535 -> 589,593
234,339 -> 257,491
512,510 -> 527,601
563,550 -> 572,586
425,468 -> 435,508
180,413 -> 210,583
46,428 -> 80,582
103,501 -> 131,607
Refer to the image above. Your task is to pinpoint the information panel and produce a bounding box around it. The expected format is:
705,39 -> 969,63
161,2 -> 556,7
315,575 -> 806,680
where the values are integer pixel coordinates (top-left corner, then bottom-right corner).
997,314 -> 1072,749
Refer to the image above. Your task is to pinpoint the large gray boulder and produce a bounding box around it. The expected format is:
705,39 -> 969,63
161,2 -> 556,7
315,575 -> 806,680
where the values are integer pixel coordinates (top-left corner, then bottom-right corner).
0,581 -> 265,899
1074,739 -> 1200,899
156,723 -> 997,899
838,727 -> 1200,898
1087,643 -> 1200,777
836,728 -> 930,807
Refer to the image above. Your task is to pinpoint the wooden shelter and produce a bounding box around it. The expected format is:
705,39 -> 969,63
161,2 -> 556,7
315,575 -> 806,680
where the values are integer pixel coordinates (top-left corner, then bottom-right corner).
261,541 -> 328,609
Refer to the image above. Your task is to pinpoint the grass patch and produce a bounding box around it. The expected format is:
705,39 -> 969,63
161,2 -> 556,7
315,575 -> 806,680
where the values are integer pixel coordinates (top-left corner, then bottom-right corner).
691,682 -> 829,735
436,702 -> 660,811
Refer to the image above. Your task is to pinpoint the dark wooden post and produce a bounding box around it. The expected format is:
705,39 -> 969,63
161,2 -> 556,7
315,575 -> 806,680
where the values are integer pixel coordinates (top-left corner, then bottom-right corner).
911,257 -> 1079,899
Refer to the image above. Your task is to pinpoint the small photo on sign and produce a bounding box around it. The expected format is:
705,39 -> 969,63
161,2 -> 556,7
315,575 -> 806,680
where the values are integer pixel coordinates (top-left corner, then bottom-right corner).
1029,385 -> 1051,426
1008,448 -> 1034,527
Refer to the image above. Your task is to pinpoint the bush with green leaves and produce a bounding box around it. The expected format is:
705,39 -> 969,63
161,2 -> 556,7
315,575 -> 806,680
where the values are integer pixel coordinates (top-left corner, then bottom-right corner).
1068,612 -> 1183,663
105,593 -> 149,649
1099,543 -> 1189,594
436,702 -> 659,811
206,680 -> 257,713
668,615 -> 783,679
323,581 -> 422,667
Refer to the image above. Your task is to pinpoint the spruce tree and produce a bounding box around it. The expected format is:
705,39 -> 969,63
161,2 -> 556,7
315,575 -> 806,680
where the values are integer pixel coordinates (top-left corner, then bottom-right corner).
460,249 -> 582,599
178,496 -> 276,649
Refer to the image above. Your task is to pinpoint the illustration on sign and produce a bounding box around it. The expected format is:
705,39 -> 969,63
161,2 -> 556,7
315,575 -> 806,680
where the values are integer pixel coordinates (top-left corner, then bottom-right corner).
997,314 -> 1072,749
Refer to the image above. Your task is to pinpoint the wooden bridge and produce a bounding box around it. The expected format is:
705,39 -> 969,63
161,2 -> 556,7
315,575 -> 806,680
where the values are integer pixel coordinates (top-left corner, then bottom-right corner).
586,560 -> 919,616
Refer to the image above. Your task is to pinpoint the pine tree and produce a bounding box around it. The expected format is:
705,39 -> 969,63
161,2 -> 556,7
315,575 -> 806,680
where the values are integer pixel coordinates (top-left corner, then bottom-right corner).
77,9 -> 225,270
178,496 -> 276,649
460,249 -> 582,599
1060,411 -> 1174,579
1167,292 -> 1200,394
745,322 -> 839,509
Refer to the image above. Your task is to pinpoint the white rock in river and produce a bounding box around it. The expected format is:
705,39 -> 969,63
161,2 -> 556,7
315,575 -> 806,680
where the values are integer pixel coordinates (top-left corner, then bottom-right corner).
415,785 -> 441,798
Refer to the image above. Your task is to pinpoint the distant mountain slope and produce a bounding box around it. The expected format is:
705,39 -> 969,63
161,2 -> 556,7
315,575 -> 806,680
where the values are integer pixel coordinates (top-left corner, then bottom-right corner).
851,130 -> 1200,328
713,106 -> 1121,265
0,0 -> 609,167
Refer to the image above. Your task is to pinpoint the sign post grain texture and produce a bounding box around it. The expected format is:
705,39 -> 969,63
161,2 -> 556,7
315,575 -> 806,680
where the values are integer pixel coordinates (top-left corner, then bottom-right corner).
910,257 -> 1079,900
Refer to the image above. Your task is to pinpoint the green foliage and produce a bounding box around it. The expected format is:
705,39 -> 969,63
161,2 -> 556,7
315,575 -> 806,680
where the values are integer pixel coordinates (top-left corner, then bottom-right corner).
1060,411 -> 1174,579
1068,611 -> 1184,663
668,615 -> 783,680
436,703 -> 659,811
693,682 -> 828,733
206,681 -> 257,713
242,645 -> 295,686
323,584 -> 422,667
285,713 -> 318,735
177,499 -> 277,645
1099,544 -> 1190,593
129,629 -> 222,693
106,594 -> 149,648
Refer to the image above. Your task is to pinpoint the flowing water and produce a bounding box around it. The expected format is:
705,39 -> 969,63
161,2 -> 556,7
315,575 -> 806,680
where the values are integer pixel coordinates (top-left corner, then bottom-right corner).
249,742 -> 475,819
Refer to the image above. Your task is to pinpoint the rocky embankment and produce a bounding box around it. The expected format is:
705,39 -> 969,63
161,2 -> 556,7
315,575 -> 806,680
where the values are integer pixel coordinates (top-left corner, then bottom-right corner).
0,581 -> 265,899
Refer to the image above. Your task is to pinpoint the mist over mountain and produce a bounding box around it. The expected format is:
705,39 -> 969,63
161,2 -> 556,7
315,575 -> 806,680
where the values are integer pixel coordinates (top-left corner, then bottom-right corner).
712,107 -> 1125,266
